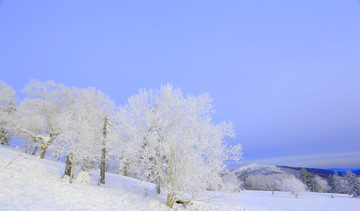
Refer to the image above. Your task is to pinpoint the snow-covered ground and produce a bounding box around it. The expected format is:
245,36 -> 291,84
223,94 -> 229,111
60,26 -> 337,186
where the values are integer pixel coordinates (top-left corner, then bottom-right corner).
1,147 -> 359,211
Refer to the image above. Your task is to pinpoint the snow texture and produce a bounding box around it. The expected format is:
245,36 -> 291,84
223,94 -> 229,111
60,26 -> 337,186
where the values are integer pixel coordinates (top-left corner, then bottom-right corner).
75,171 -> 91,184
1,147 -> 360,211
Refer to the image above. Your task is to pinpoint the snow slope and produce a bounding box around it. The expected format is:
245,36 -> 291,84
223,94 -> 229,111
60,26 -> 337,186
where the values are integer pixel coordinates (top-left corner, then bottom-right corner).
1,147 -> 360,211
233,163 -> 284,176
233,163 -> 336,178
0,147 -> 168,211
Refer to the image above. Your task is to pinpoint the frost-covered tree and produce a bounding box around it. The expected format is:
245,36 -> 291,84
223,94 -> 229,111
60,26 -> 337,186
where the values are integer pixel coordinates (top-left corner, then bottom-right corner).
221,170 -> 242,192
0,82 -> 17,146
14,80 -> 73,159
300,168 -> 318,192
117,84 -> 242,208
314,175 -> 330,193
247,174 -> 268,191
241,169 -> 251,190
328,171 -> 347,194
248,174 -> 292,192
327,172 -> 336,193
345,170 -> 360,197
280,176 -> 306,197
61,87 -> 115,183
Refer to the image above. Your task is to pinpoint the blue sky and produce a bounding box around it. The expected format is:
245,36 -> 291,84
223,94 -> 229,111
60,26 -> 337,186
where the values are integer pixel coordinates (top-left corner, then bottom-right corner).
1,0 -> 359,168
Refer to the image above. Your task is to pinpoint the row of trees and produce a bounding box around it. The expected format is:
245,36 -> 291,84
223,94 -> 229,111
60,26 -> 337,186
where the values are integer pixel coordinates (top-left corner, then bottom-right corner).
300,168 -> 360,197
327,170 -> 360,197
240,168 -> 360,198
0,80 -> 243,208
241,171 -> 306,197
299,168 -> 330,193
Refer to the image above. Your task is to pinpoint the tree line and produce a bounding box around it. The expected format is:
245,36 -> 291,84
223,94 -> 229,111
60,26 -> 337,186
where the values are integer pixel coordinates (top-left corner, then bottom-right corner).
0,80 -> 242,208
240,168 -> 360,198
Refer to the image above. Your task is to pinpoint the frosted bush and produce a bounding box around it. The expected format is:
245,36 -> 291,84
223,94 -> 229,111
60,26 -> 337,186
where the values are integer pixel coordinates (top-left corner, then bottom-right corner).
314,175 -> 330,193
280,176 -> 306,197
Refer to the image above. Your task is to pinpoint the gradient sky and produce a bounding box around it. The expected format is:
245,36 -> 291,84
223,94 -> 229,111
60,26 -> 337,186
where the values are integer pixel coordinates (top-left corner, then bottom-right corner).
1,1 -> 359,168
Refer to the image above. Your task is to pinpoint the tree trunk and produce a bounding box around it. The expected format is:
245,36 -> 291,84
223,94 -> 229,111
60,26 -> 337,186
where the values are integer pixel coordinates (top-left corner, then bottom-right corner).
166,192 -> 176,208
70,161 -> 76,183
31,146 -> 39,155
38,133 -> 58,159
39,142 -> 50,159
64,154 -> 72,177
123,160 -> 130,176
56,145 -> 63,161
24,140 -> 29,153
165,146 -> 176,208
98,115 -> 108,185
156,178 -> 161,194
99,146 -> 106,185
57,153 -> 61,161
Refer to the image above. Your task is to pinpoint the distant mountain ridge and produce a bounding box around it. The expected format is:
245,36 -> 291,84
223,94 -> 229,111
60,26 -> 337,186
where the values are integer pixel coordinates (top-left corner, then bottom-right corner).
233,163 -> 284,176
232,163 -> 360,178
328,168 -> 360,174
277,165 -> 335,178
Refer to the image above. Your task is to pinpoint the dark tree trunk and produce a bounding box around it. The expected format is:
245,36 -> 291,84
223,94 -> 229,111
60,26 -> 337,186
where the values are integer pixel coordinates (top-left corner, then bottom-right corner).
156,178 -> 161,194
99,146 -> 106,184
123,160 -> 130,176
98,115 -> 108,185
64,154 -> 72,177
31,146 -> 39,155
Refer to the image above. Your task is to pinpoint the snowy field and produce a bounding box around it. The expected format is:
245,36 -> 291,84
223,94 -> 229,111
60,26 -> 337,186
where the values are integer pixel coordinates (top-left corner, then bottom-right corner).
0,147 -> 359,211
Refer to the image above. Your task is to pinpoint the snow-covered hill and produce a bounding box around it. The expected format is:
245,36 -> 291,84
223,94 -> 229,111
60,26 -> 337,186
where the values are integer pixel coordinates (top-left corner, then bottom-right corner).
0,147 -> 168,210
1,147 -> 359,211
233,163 -> 341,178
233,163 -> 285,176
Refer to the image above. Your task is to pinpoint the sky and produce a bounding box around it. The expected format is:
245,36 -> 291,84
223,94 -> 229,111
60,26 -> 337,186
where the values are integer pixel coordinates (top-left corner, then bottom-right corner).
0,0 -> 359,169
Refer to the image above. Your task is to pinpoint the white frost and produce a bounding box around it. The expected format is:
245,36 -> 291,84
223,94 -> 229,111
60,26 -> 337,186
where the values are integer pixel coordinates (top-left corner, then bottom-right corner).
1,147 -> 360,211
